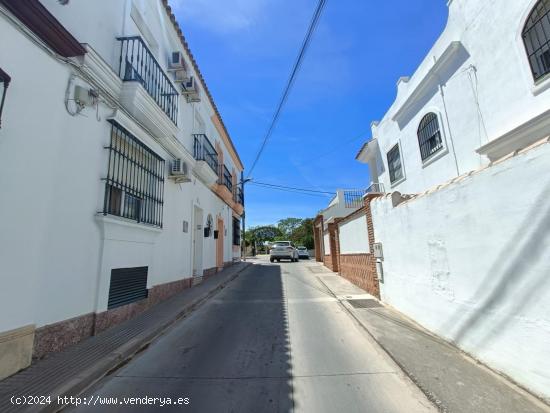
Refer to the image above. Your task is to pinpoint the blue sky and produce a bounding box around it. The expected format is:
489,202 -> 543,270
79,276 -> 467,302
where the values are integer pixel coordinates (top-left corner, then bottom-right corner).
170,0 -> 448,227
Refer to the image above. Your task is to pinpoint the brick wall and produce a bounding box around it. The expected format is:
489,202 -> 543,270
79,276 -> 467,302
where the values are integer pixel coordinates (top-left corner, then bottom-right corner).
323,254 -> 332,270
331,194 -> 382,298
326,222 -> 339,272
338,253 -> 380,298
313,215 -> 323,262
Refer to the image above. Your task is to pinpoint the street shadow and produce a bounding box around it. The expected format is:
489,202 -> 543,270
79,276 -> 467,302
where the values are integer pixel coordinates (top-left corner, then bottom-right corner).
441,182 -> 550,348
67,263 -> 295,413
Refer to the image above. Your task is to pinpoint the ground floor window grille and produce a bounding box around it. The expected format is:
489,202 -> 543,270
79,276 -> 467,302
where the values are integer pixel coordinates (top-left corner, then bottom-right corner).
103,121 -> 165,227
233,217 -> 241,246
387,144 -> 403,184
108,266 -> 148,309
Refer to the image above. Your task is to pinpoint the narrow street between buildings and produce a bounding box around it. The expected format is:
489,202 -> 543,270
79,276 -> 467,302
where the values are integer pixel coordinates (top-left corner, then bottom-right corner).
69,258 -> 436,413
68,257 -> 550,413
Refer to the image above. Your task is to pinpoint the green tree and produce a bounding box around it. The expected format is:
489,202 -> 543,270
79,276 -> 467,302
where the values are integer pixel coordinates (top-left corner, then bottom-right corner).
277,218 -> 303,238
245,225 -> 282,246
290,218 -> 314,249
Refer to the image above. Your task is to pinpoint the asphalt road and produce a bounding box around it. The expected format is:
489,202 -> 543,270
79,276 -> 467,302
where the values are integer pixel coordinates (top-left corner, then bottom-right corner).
70,257 -> 436,413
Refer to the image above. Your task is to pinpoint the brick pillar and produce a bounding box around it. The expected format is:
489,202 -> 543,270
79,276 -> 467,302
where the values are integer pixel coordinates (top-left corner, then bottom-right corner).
327,222 -> 339,272
313,215 -> 323,262
334,221 -> 341,273
364,194 -> 382,298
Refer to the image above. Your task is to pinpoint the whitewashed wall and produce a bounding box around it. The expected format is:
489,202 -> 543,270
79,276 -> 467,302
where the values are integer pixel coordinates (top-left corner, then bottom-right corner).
338,213 -> 370,254
367,0 -> 550,195
0,0 -> 241,334
372,142 -> 550,401
323,233 -> 330,255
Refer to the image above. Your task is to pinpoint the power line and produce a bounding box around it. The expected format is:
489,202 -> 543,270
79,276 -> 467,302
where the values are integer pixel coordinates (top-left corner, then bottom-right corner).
249,185 -> 332,198
251,181 -> 334,194
298,129 -> 370,164
247,0 -> 327,178
249,181 -> 334,197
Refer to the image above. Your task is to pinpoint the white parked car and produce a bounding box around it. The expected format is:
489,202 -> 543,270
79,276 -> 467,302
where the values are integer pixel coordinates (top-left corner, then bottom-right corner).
270,241 -> 299,262
296,246 -> 309,259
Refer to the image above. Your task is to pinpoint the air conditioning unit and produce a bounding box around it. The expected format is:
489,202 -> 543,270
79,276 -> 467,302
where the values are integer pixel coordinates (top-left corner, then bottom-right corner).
169,159 -> 191,183
181,76 -> 200,102
168,51 -> 190,83
169,51 -> 186,70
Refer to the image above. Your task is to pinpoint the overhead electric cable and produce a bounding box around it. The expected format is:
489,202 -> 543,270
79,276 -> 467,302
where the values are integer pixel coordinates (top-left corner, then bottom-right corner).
299,129 -> 371,164
251,181 -> 335,194
249,182 -> 334,198
246,0 -> 327,178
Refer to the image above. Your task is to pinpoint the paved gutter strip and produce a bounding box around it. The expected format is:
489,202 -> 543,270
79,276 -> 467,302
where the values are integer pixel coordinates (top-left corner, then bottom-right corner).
0,262 -> 252,413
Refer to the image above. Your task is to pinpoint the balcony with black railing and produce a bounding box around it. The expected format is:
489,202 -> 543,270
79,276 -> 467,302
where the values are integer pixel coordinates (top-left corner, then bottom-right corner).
193,134 -> 218,175
235,186 -> 244,205
343,189 -> 367,208
220,165 -> 233,193
117,36 -> 179,125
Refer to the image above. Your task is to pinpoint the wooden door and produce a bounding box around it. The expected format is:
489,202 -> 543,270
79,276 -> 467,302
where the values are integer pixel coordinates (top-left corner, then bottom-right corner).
216,217 -> 224,269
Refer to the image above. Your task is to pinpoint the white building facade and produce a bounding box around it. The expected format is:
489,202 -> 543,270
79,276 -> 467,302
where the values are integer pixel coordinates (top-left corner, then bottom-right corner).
355,0 -> 550,401
357,0 -> 550,195
0,0 -> 244,379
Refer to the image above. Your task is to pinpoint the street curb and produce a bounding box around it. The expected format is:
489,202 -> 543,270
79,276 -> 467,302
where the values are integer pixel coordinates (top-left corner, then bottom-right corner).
26,263 -> 252,413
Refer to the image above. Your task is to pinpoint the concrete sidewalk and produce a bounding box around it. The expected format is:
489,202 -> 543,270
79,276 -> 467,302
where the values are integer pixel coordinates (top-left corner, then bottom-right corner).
315,268 -> 550,413
0,262 -> 252,413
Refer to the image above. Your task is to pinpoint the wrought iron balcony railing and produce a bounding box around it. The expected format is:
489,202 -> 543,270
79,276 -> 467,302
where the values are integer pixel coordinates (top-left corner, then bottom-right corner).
366,182 -> 385,194
235,186 -> 244,205
220,165 -> 233,192
343,189 -> 367,208
193,134 -> 218,174
117,36 -> 179,125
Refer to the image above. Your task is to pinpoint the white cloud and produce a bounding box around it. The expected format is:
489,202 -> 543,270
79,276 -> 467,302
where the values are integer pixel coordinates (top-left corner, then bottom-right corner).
170,0 -> 268,33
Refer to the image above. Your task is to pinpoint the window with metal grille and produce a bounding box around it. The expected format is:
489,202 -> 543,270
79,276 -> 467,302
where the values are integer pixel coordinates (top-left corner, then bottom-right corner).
103,121 -> 165,227
417,112 -> 443,161
387,144 -> 404,184
108,266 -> 148,309
523,0 -> 550,81
233,217 -> 241,246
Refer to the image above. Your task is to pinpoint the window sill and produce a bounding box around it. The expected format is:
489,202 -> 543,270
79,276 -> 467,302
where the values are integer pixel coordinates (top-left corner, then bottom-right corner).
532,74 -> 550,96
390,176 -> 406,189
95,214 -> 163,234
421,147 -> 449,169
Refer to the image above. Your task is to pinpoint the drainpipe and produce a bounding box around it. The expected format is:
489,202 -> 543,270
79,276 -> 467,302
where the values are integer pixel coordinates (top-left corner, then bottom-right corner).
434,55 -> 461,177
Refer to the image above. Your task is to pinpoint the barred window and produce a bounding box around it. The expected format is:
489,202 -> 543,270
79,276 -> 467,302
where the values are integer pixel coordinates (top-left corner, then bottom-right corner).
103,121 -> 165,227
523,0 -> 550,81
417,112 -> 443,161
387,144 -> 403,184
233,217 -> 241,246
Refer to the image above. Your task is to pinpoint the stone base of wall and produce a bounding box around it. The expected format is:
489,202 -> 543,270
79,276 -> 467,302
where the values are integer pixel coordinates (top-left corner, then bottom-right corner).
94,299 -> 150,336
33,314 -> 94,359
339,253 -> 380,298
149,278 -> 193,307
32,275 -> 195,359
0,325 -> 35,380
26,261 -> 241,363
203,267 -> 217,279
